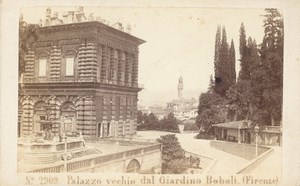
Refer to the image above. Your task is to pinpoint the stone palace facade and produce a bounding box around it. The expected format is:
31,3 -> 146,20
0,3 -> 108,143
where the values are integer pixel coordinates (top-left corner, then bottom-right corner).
19,8 -> 145,139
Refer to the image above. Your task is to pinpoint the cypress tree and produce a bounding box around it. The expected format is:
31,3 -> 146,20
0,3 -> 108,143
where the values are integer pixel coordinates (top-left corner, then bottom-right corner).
214,26 -> 230,96
238,23 -> 250,80
229,39 -> 236,85
208,74 -> 215,93
213,25 -> 221,90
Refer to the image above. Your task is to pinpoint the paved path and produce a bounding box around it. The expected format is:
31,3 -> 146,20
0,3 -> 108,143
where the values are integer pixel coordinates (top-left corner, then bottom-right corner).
136,131 -> 249,174
250,146 -> 281,176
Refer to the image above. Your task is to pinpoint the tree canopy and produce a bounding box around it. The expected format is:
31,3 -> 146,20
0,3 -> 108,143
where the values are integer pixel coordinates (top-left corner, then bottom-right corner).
196,9 -> 283,137
19,20 -> 39,78
157,134 -> 187,174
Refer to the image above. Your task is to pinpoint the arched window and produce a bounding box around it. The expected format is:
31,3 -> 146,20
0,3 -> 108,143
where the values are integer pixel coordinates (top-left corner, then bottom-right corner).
126,159 -> 140,173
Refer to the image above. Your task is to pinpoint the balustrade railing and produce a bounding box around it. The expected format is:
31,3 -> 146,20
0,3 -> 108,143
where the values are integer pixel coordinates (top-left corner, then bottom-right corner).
260,126 -> 281,133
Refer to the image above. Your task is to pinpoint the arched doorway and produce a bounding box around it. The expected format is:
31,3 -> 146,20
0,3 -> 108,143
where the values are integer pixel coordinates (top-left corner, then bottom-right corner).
126,159 -> 141,173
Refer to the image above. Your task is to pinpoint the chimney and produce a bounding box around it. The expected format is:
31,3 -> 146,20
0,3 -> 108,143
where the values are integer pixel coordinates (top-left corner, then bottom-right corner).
88,13 -> 94,21
53,12 -> 58,18
96,16 -> 101,21
45,7 -> 51,26
62,12 -> 68,23
46,7 -> 51,19
77,6 -> 84,14
126,24 -> 131,34
39,19 -> 43,26
112,22 -> 123,31
68,11 -> 74,23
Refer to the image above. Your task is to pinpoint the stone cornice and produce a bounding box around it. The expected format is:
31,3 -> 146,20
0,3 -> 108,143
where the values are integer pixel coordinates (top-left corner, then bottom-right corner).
37,21 -> 145,46
21,82 -> 142,93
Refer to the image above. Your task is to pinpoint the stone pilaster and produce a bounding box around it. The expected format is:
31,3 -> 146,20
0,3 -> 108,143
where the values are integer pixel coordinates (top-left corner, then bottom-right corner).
117,52 -> 126,86
78,43 -> 97,82
22,97 -> 34,136
100,45 -> 107,83
124,53 -> 132,86
48,96 -> 60,135
76,97 -> 96,136
110,49 -> 118,85
24,50 -> 35,82
49,46 -> 61,80
132,52 -> 139,87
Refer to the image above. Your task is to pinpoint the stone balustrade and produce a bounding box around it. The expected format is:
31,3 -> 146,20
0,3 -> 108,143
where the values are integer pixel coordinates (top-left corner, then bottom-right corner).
30,142 -> 161,173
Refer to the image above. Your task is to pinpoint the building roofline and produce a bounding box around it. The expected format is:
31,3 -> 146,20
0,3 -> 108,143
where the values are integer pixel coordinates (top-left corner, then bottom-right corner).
38,21 -> 146,45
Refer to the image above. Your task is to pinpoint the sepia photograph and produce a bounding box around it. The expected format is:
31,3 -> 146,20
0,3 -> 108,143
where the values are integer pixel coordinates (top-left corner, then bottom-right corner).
2,1 -> 300,185
17,6 -> 283,177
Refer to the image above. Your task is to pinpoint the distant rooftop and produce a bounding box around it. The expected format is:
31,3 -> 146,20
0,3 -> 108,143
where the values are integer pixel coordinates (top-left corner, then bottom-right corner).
25,7 -> 132,35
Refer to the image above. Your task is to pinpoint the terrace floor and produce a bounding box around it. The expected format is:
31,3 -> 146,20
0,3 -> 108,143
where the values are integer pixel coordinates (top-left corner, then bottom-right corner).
136,131 -> 249,174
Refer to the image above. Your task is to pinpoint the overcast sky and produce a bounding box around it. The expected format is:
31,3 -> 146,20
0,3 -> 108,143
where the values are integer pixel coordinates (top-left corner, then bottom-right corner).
21,7 -> 266,106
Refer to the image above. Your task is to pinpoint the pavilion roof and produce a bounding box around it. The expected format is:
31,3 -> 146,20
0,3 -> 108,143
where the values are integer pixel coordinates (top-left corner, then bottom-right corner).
213,120 -> 251,129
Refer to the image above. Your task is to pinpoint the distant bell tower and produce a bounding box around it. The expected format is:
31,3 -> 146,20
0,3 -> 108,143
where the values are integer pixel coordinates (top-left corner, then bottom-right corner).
178,76 -> 183,99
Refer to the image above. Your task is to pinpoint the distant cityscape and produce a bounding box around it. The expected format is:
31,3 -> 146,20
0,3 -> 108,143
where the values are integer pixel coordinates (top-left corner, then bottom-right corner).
138,76 -> 198,123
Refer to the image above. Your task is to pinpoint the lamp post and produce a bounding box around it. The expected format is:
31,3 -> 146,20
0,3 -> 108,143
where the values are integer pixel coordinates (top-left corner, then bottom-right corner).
254,124 -> 259,157
238,125 -> 241,144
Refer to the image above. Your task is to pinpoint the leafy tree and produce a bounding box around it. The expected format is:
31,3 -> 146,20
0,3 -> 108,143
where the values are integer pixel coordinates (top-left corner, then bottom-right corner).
238,23 -> 250,80
229,39 -> 236,85
196,92 -> 227,133
226,80 -> 251,120
19,18 -> 39,79
157,134 -> 187,174
252,8 -> 283,126
137,111 -> 145,124
159,113 -> 179,133
208,74 -> 215,93
213,25 -> 221,88
145,113 -> 159,130
214,26 -> 233,96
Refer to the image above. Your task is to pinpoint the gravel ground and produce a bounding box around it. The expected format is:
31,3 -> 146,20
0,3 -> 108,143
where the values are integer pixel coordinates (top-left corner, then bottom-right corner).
136,131 -> 250,174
